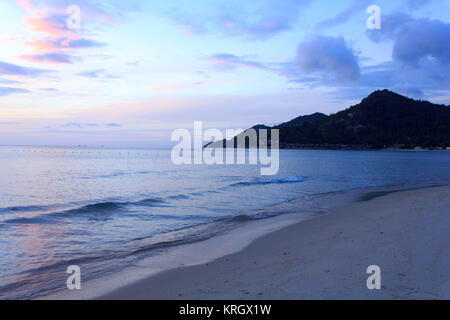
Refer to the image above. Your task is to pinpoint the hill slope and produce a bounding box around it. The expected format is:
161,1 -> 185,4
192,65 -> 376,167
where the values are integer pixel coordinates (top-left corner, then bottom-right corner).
207,90 -> 450,149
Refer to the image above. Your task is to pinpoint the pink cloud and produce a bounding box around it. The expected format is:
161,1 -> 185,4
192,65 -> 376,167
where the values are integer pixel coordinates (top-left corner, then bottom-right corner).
24,12 -> 73,38
15,0 -> 119,65
25,37 -> 104,53
16,0 -> 36,12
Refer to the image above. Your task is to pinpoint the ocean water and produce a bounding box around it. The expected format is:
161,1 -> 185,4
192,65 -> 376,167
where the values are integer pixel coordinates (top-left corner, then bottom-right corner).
0,146 -> 449,299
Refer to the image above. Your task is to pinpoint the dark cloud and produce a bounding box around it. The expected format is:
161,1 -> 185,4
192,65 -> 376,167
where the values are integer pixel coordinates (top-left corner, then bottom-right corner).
295,35 -> 360,83
362,14 -> 450,98
208,12 -> 450,101
333,57 -> 450,101
392,19 -> 450,67
366,14 -> 450,67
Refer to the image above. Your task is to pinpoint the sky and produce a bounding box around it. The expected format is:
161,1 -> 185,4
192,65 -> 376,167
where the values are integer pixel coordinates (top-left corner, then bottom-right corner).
0,0 -> 449,147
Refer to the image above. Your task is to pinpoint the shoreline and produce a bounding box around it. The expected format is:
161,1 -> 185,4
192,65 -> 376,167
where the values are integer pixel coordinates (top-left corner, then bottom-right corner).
43,185 -> 450,300
98,185 -> 450,300
41,208 -> 318,300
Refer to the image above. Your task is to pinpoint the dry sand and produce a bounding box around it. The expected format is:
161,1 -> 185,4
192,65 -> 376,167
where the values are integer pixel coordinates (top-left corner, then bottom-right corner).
98,185 -> 450,300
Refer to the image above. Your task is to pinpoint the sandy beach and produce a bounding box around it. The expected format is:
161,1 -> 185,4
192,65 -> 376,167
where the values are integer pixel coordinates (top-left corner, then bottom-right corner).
94,186 -> 450,300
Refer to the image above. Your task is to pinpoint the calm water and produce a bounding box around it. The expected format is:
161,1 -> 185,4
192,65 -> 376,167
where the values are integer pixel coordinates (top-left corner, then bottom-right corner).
0,146 -> 449,299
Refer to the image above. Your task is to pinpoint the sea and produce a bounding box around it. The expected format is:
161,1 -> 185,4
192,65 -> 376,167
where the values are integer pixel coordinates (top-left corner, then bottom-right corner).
0,146 -> 449,299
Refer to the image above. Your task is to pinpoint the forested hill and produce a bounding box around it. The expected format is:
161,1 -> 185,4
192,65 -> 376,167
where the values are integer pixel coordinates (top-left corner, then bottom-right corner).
207,90 -> 450,149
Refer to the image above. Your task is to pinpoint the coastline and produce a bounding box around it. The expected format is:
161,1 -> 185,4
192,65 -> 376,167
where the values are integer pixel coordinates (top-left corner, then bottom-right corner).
43,185 -> 450,300
41,208 -> 317,300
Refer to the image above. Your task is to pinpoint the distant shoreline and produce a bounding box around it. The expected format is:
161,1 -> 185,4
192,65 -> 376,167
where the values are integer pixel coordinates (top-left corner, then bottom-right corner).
279,144 -> 450,151
279,146 -> 450,151
204,143 -> 450,151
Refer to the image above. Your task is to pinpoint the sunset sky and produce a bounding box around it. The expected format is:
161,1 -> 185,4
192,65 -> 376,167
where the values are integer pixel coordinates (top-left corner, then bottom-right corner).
0,0 -> 449,146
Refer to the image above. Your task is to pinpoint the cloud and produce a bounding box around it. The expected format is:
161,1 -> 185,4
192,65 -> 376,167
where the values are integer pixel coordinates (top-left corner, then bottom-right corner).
106,123 -> 121,127
76,69 -> 120,79
26,37 -> 106,52
315,0 -> 372,30
21,52 -> 78,64
0,86 -> 31,96
15,0 -> 135,65
208,36 -> 360,86
207,25 -> 449,100
0,122 -> 19,125
16,0 -> 140,25
366,14 -> 450,68
168,0 -> 312,39
60,122 -> 83,128
0,60 -> 52,76
333,59 -> 450,101
126,61 -> 140,67
362,14 -> 450,98
366,13 -> 413,43
210,53 -> 274,72
60,122 -> 120,129
392,19 -> 450,67
314,0 -> 439,31
39,87 -> 58,92
77,69 -> 105,78
0,78 -> 23,85
23,11 -> 74,38
294,35 -> 360,83
407,0 -> 437,9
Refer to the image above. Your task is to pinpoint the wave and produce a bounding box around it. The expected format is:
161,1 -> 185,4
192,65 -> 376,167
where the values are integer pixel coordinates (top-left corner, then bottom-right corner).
229,211 -> 275,222
3,197 -> 172,225
66,201 -> 124,214
0,205 -> 50,213
167,194 -> 190,200
133,197 -> 169,206
79,170 -> 155,180
231,176 -> 304,187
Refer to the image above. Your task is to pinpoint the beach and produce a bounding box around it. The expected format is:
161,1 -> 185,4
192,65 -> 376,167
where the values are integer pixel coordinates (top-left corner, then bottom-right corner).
3,148 -> 446,300
95,186 -> 450,300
